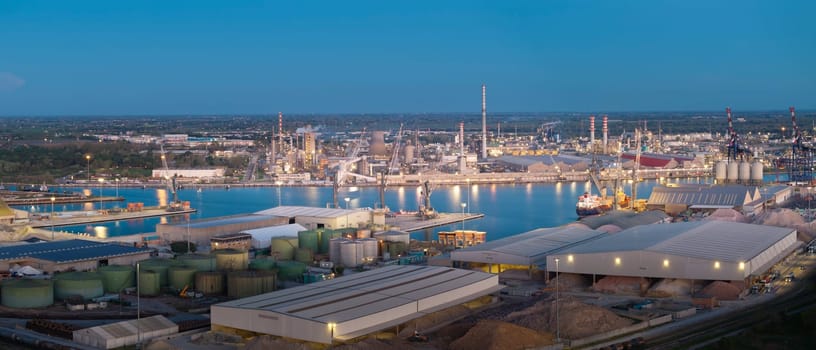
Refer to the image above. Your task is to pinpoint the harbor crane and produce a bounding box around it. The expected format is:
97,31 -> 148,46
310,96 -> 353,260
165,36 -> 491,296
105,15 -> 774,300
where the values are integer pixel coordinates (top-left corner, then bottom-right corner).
784,106 -> 814,183
378,124 -> 404,211
160,145 -> 182,211
332,128 -> 375,208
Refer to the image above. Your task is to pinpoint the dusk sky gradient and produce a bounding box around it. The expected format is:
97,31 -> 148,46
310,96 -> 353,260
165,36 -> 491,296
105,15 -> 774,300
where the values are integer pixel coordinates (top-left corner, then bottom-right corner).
1,0 -> 814,115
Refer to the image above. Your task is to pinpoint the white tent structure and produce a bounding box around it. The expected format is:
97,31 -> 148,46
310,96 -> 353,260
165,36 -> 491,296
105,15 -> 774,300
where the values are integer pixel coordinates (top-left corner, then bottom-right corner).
240,223 -> 307,249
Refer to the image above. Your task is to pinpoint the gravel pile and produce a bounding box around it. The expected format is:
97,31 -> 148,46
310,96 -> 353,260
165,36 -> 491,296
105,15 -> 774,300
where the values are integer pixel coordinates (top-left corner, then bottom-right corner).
449,320 -> 553,350
647,279 -> 691,297
699,281 -> 741,300
591,276 -> 649,295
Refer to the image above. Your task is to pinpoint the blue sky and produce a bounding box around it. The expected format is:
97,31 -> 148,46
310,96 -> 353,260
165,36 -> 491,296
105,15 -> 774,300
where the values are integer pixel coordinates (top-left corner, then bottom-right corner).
1,0 -> 814,115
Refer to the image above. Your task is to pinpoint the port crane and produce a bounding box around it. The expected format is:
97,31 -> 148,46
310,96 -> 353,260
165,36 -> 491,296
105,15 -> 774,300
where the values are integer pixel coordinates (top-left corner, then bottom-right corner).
784,106 -> 814,183
332,128 -> 375,208
725,107 -> 750,161
160,145 -> 182,211
378,124 -> 403,211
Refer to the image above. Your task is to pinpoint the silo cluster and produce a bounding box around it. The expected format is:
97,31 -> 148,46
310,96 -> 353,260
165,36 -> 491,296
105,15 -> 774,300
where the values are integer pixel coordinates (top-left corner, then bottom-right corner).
714,160 -> 763,185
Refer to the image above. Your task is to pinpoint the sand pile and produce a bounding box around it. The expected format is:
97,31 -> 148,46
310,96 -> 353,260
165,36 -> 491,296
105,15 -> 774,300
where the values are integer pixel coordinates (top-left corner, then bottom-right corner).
699,281 -> 741,300
706,208 -> 749,223
753,208 -> 806,227
244,336 -> 312,350
596,224 -> 623,233
794,221 -> 816,242
502,297 -> 634,340
647,279 -> 691,297
591,276 -> 649,295
449,320 -> 553,350
549,273 -> 589,290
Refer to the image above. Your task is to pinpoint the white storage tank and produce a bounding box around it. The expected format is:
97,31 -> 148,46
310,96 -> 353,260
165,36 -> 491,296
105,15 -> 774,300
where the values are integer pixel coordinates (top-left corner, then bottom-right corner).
330,238 -> 350,264
739,161 -> 751,183
340,241 -> 363,267
715,161 -> 727,183
360,238 -> 378,262
751,160 -> 764,184
404,144 -> 416,164
726,161 -> 739,182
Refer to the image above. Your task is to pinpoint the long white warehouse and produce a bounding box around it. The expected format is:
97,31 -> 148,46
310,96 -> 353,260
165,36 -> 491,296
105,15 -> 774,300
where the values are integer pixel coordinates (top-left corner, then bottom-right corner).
211,265 -> 500,344
547,221 -> 800,282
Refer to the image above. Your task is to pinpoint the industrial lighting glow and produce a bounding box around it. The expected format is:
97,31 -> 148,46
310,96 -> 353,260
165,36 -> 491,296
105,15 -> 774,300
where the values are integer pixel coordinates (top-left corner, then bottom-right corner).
738,262 -> 745,270
663,259 -> 670,268
614,257 -> 621,266
714,261 -> 721,269
567,255 -> 574,263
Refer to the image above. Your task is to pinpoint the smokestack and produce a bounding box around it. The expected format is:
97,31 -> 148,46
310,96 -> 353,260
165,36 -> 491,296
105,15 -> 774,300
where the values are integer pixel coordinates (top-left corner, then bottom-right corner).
459,121 -> 465,156
278,112 -> 284,154
602,114 -> 608,153
481,84 -> 487,159
589,115 -> 595,146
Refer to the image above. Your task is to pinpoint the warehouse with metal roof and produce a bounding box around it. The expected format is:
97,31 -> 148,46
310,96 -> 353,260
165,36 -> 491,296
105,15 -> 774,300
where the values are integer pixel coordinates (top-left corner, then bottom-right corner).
547,221 -> 799,282
572,210 -> 671,233
255,206 -> 375,230
211,265 -> 500,344
157,214 -> 288,246
646,184 -> 761,215
0,239 -> 151,273
450,225 -> 604,273
239,223 -> 307,249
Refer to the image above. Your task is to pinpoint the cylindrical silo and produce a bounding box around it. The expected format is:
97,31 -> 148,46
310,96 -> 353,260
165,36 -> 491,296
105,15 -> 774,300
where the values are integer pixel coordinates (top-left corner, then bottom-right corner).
138,259 -> 175,287
751,160 -> 764,184
294,247 -> 314,264
195,271 -> 224,295
213,249 -> 249,271
298,230 -> 319,254
739,161 -> 751,183
1,279 -> 54,308
340,241 -> 363,267
356,229 -> 372,239
138,270 -> 161,297
227,271 -> 276,298
97,265 -> 135,293
168,266 -> 198,290
715,160 -> 727,183
249,259 -> 277,271
270,237 -> 298,261
276,261 -> 308,281
726,161 -> 739,183
319,229 -> 342,254
360,238 -> 378,262
403,144 -> 415,164
329,237 -> 350,264
53,272 -> 104,301
176,254 -> 216,272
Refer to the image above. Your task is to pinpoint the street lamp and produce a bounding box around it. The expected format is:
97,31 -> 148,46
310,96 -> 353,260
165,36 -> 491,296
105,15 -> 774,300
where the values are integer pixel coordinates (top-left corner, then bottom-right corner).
50,196 -> 55,240
555,257 -> 560,342
85,154 -> 91,182
460,202 -> 467,230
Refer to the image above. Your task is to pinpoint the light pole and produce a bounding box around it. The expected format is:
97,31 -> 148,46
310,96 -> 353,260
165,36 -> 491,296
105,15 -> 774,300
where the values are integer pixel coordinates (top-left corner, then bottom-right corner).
85,154 -> 91,182
466,178 -> 470,214
136,262 -> 141,347
344,197 -> 350,229
98,178 -> 104,209
555,257 -> 560,342
115,178 -> 119,199
461,202 -> 467,230
50,196 -> 55,240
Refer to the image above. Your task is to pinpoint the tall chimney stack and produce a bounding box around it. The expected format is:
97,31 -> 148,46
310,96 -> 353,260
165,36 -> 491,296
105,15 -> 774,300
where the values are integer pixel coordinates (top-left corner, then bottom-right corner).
278,112 -> 284,154
481,84 -> 487,159
589,115 -> 595,146
602,115 -> 608,153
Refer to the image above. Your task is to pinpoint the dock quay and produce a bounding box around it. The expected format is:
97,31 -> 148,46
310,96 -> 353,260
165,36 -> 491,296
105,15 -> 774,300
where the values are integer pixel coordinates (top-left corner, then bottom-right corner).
27,207 -> 196,229
385,213 -> 484,232
4,195 -> 123,206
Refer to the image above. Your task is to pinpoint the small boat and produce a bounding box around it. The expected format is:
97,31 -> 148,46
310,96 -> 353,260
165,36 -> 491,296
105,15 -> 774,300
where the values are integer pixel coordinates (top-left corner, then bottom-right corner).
197,187 -> 203,193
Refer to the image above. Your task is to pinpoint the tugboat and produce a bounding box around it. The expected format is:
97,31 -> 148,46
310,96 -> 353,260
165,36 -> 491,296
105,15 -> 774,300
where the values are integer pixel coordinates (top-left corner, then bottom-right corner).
576,192 -> 612,217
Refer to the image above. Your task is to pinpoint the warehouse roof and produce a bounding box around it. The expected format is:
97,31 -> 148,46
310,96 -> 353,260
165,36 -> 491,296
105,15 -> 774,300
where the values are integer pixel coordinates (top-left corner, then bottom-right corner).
255,206 -> 361,218
212,265 -> 500,344
565,221 -> 795,263
451,225 -> 604,266
0,239 -> 149,263
577,210 -> 671,231
647,184 -> 760,207
240,223 -> 307,249
183,214 -> 277,229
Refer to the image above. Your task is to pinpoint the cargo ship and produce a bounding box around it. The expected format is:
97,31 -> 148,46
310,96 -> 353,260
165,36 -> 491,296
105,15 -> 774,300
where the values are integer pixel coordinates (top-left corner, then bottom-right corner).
576,192 -> 612,217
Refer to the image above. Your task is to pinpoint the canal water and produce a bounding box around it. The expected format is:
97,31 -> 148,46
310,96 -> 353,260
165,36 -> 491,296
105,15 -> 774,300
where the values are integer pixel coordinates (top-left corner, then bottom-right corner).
17,177 -> 717,241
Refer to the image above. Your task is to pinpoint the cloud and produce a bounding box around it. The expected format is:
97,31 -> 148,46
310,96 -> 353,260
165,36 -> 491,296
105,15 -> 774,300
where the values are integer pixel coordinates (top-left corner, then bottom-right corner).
0,72 -> 25,92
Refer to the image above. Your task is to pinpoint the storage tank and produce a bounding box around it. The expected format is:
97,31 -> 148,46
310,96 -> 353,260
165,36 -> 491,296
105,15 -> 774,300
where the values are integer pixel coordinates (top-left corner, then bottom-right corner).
715,161 -> 727,183
176,254 -> 216,272
751,160 -> 764,184
319,229 -> 342,254
360,238 -> 378,262
213,249 -> 249,271
168,266 -> 198,290
370,131 -> 387,156
386,241 -> 407,258
298,230 -> 320,254
739,161 -> 751,183
138,259 -> 175,286
97,265 -> 135,293
375,230 -> 410,246
195,271 -> 224,295
276,261 -> 308,281
270,236 -> 298,260
329,237 -> 350,264
726,161 -> 739,182
340,241 -> 364,267
1,279 -> 54,308
138,270 -> 161,297
227,271 -> 276,298
356,229 -> 372,239
403,144 -> 415,164
294,247 -> 314,264
53,272 -> 104,301
249,259 -> 277,271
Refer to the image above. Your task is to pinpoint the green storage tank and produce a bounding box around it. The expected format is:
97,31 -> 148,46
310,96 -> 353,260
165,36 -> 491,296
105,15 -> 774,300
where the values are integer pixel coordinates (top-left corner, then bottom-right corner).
270,237 -> 298,260
276,261 -> 308,281
213,249 -> 249,271
138,259 -> 175,286
1,279 -> 54,308
175,254 -> 216,272
387,241 -> 407,258
249,259 -> 277,271
319,229 -> 342,254
97,265 -> 135,293
294,247 -> 314,264
297,230 -> 320,255
195,271 -> 224,295
53,272 -> 104,301
227,271 -> 276,298
168,266 -> 198,290
138,270 -> 161,297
